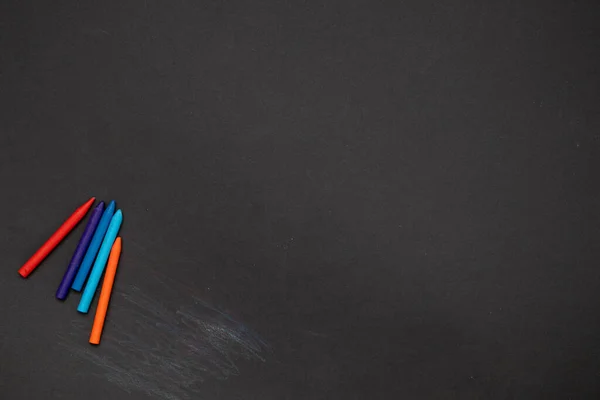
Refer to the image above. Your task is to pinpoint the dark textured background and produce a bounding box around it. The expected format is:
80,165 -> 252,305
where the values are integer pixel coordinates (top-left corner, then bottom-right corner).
1,1 -> 599,399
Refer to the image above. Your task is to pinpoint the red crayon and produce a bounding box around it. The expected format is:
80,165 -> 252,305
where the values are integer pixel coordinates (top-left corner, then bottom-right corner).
18,197 -> 96,278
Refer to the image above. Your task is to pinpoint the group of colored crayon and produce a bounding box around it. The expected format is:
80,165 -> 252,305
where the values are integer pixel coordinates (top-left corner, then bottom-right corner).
18,197 -> 124,345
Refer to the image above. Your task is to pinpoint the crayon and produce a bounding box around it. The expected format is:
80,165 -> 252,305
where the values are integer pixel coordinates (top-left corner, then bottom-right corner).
56,202 -> 105,300
77,210 -> 123,313
89,237 -> 122,345
18,197 -> 95,278
72,201 -> 115,291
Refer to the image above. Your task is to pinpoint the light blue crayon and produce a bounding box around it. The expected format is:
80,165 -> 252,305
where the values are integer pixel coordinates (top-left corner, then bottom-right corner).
77,210 -> 123,313
72,201 -> 116,291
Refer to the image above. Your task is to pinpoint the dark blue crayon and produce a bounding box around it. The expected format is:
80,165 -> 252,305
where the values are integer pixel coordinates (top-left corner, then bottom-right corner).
56,201 -> 105,300
72,200 -> 116,291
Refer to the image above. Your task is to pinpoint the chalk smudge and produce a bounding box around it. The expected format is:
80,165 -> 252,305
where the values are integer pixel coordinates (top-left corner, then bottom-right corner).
58,285 -> 270,400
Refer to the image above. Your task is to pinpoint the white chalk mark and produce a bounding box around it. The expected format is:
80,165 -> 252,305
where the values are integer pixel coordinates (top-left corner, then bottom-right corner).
58,283 -> 270,400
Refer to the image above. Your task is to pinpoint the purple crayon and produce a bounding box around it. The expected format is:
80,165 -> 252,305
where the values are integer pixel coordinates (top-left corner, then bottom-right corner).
56,201 -> 105,300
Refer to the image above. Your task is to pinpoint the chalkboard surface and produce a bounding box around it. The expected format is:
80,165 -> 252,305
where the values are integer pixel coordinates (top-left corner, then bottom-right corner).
1,1 -> 599,399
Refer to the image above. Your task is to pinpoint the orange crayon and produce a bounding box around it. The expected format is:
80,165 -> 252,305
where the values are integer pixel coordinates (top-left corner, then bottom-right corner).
89,237 -> 122,345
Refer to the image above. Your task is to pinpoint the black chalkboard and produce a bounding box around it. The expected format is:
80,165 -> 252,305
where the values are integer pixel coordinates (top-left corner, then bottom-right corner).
1,0 -> 600,398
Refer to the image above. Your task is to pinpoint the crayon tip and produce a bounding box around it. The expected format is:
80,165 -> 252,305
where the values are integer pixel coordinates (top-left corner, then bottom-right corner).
73,197 -> 96,217
105,200 -> 117,213
95,201 -> 105,210
82,197 -> 95,208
